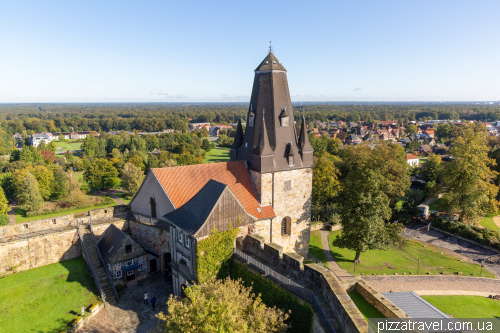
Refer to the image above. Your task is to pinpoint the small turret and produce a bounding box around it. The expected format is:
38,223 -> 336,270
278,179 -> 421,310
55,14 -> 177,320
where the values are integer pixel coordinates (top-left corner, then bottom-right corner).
230,119 -> 244,160
252,110 -> 274,171
298,115 -> 314,166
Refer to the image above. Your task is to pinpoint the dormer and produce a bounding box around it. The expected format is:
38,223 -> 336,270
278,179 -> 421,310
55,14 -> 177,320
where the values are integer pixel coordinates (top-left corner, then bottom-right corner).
248,111 -> 255,127
279,107 -> 290,127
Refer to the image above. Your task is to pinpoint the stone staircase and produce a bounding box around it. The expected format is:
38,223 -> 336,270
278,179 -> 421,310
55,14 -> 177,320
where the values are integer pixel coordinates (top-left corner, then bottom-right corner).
80,226 -> 117,306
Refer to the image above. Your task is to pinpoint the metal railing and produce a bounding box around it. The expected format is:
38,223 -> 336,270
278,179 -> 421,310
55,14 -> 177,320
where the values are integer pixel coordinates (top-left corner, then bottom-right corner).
77,220 -> 107,307
89,218 -> 119,304
234,249 -> 336,333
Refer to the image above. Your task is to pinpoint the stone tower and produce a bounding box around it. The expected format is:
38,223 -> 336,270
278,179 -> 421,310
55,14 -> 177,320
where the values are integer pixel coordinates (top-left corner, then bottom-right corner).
230,51 -> 314,256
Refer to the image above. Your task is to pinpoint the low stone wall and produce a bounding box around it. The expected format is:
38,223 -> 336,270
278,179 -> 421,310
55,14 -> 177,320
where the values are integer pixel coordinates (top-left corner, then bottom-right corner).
354,280 -> 407,318
431,226 -> 500,254
0,205 -> 128,238
245,235 -> 368,333
0,229 -> 81,276
310,223 -> 342,232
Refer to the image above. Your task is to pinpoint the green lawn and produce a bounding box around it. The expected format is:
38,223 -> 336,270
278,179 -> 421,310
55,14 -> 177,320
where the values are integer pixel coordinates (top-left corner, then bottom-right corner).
421,295 -> 500,318
326,231 -> 495,277
429,198 -> 443,211
15,197 -> 118,223
54,140 -> 82,152
0,258 -> 100,332
480,213 -> 499,231
419,158 -> 428,164
309,231 -> 328,265
348,290 -> 385,319
203,145 -> 230,163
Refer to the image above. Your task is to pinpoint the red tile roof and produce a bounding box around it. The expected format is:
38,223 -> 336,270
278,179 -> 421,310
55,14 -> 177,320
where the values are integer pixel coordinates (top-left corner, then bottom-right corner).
152,161 -> 275,220
406,153 -> 419,160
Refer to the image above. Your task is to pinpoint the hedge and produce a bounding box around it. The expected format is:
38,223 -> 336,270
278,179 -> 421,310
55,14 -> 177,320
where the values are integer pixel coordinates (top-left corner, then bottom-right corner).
228,261 -> 313,333
432,216 -> 500,250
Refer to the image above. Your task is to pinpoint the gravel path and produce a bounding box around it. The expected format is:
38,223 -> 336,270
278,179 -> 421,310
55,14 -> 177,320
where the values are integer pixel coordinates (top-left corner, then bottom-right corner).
320,230 -> 353,280
363,275 -> 500,296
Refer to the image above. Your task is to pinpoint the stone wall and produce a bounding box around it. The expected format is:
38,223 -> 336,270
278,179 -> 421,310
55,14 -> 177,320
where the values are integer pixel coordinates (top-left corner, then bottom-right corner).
354,280 -> 407,318
0,229 -> 81,276
128,221 -> 171,262
0,205 -> 128,238
245,237 -> 368,333
250,168 -> 313,257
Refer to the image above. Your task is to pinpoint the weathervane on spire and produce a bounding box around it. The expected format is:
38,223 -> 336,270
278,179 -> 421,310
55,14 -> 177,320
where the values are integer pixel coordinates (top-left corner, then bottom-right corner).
269,41 -> 272,53
302,109 -> 305,119
263,108 -> 265,120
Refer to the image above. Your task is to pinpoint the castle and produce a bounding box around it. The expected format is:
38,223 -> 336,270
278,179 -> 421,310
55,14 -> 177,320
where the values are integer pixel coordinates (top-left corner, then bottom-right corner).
130,50 -> 314,296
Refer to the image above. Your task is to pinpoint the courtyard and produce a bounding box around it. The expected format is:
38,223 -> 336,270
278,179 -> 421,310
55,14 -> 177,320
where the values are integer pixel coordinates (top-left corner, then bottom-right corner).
0,257 -> 100,332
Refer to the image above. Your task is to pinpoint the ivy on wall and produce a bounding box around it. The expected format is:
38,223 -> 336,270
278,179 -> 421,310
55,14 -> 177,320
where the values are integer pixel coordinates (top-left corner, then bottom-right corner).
196,226 -> 239,284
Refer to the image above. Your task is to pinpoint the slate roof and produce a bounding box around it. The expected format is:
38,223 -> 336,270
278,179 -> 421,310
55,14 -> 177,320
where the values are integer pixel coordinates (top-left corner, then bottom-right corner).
164,180 -> 227,235
382,292 -> 449,318
151,161 -> 275,220
255,51 -> 286,72
419,145 -> 432,152
98,224 -> 127,264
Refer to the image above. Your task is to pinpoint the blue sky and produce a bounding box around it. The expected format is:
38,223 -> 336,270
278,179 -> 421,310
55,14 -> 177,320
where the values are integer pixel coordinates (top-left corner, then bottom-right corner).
1,1 -> 499,103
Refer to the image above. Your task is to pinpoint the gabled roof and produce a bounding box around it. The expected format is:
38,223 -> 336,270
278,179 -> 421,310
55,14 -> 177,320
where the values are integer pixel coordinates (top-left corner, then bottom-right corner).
164,180 -> 229,235
98,224 -> 127,264
151,161 -> 275,220
255,52 -> 286,72
406,153 -> 419,160
419,145 -> 432,152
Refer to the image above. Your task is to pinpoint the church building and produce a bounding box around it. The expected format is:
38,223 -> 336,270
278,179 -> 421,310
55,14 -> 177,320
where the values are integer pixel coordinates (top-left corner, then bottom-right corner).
130,51 -> 313,296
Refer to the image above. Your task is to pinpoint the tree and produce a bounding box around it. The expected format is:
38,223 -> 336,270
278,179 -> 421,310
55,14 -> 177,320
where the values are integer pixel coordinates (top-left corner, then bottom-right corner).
84,159 -> 120,190
312,152 -> 341,206
436,123 -> 451,140
58,134 -> 66,142
201,139 -> 212,152
421,153 -> 441,182
156,277 -> 288,333
0,186 -> 9,215
121,163 -> 145,196
18,173 -> 43,211
438,124 -> 498,223
66,171 -> 85,204
19,146 -> 43,164
82,135 -> 98,157
52,169 -> 68,200
406,124 -> 418,136
13,165 -> 54,200
333,142 -> 407,261
145,135 -> 160,152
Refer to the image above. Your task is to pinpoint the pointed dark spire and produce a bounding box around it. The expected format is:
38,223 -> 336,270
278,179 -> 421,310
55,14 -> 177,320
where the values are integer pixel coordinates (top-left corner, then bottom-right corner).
253,110 -> 274,156
231,119 -> 244,150
298,115 -> 313,152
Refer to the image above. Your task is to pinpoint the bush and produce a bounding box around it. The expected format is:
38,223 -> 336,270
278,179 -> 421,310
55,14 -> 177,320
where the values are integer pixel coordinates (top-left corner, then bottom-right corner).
0,214 -> 9,225
25,196 -> 116,217
115,284 -> 124,291
228,261 -> 313,333
432,216 -> 500,250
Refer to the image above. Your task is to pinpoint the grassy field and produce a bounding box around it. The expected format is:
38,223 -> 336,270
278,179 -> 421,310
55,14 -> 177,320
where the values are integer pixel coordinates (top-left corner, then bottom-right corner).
326,231 -> 495,277
429,198 -> 442,211
54,140 -> 82,152
348,290 -> 385,319
421,295 -> 500,318
479,213 -> 499,231
15,196 -> 118,223
0,258 -> 100,332
309,231 -> 328,265
419,158 -> 428,164
203,145 -> 230,163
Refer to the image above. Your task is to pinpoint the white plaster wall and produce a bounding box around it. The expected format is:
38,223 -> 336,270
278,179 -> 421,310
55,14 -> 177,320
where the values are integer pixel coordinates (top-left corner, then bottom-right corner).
130,172 -> 175,218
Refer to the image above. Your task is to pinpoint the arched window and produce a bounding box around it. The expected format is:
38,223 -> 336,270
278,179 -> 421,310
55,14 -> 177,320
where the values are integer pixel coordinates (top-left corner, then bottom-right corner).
281,217 -> 291,236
